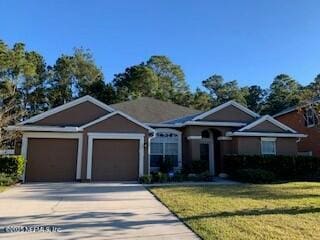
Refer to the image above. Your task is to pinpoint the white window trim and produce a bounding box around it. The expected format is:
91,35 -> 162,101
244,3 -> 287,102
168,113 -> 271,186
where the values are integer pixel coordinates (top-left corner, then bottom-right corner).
306,108 -> 316,128
150,128 -> 182,170
261,137 -> 277,155
18,95 -> 114,125
86,133 -> 145,180
21,132 -> 83,182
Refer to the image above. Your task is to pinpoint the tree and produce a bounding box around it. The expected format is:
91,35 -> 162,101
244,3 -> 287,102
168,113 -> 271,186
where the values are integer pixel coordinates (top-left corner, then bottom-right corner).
146,56 -> 191,105
296,74 -> 320,128
47,48 -> 112,107
262,74 -> 301,115
21,51 -> 48,117
202,74 -> 247,106
0,40 -> 38,147
303,74 -> 320,100
191,88 -> 213,110
0,81 -> 24,148
242,85 -> 267,113
112,55 -> 192,106
113,64 -> 158,101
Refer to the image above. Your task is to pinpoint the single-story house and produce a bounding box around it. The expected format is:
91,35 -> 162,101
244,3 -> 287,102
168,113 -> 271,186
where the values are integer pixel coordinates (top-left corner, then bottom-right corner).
8,96 -> 306,182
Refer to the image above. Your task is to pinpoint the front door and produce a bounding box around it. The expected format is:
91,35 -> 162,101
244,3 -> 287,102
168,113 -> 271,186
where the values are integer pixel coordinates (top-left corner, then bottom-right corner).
200,141 -> 214,175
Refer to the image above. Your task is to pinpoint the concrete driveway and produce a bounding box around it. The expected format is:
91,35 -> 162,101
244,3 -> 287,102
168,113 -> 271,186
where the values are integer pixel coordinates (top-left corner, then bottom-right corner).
0,183 -> 198,240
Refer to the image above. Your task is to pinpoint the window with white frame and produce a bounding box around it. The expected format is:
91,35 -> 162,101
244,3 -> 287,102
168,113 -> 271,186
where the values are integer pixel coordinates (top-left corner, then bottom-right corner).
261,138 -> 276,155
306,108 -> 317,127
150,129 -> 181,168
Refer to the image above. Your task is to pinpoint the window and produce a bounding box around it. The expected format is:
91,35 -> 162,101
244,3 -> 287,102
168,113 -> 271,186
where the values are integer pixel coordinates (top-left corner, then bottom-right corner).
201,130 -> 210,139
150,129 -> 181,168
150,143 -> 163,167
306,108 -> 317,127
261,138 -> 276,155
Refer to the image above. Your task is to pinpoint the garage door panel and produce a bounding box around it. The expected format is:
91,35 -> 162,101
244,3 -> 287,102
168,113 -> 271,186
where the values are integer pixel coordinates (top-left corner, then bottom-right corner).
26,138 -> 78,182
92,139 -> 139,181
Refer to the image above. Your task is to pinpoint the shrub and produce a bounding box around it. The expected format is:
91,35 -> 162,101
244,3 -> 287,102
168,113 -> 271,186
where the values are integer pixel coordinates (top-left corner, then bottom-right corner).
184,160 -> 209,174
0,173 -> 18,186
0,155 -> 24,177
139,175 -> 152,184
186,171 -> 214,182
173,171 -> 185,182
159,159 -> 174,173
224,155 -> 320,180
198,171 -> 214,181
157,172 -> 168,183
235,168 -> 275,183
150,171 -> 169,183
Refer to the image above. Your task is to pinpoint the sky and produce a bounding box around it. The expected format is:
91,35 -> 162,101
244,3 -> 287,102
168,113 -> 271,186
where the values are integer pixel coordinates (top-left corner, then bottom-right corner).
1,0 -> 320,90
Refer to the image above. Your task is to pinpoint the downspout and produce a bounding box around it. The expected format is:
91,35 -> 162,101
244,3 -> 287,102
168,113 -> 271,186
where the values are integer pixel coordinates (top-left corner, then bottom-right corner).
147,132 -> 156,175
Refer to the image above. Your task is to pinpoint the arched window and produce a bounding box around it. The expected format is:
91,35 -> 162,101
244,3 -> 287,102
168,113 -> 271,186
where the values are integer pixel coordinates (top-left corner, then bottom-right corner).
150,129 -> 181,169
201,130 -> 210,139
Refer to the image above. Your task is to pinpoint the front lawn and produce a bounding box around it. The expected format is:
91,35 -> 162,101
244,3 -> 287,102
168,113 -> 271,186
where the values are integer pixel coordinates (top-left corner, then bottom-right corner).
149,182 -> 320,240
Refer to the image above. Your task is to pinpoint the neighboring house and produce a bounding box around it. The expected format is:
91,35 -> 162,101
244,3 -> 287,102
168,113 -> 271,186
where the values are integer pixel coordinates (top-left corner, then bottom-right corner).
274,101 -> 320,157
8,96 -> 306,182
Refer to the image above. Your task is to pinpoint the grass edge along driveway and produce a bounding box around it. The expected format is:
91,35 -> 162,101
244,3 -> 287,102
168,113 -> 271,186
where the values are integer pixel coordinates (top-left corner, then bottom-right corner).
149,182 -> 320,240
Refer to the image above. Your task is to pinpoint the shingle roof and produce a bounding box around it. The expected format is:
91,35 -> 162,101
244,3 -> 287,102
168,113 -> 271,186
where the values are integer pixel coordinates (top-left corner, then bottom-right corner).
273,97 -> 320,118
110,97 -> 201,123
163,112 -> 203,124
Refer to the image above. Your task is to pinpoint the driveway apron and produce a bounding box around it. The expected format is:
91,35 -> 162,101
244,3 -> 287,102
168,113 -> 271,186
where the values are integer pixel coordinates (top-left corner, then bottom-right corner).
0,183 -> 199,240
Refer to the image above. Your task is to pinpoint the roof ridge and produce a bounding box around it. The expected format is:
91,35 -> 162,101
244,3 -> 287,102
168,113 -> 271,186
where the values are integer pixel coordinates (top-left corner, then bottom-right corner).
111,96 -> 201,111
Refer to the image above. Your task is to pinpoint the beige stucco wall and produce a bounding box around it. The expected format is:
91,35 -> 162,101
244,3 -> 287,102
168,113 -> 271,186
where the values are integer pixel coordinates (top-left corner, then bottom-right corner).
34,101 -> 109,127
248,120 -> 288,133
202,105 -> 256,123
234,137 -> 298,156
276,138 -> 298,155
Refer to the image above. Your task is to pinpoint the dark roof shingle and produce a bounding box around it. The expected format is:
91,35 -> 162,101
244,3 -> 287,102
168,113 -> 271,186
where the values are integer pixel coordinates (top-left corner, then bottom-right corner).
111,97 -> 200,123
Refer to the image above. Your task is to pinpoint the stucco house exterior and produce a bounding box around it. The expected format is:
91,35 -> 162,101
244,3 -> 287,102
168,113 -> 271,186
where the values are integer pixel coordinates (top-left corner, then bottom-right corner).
274,100 -> 320,157
8,96 -> 306,182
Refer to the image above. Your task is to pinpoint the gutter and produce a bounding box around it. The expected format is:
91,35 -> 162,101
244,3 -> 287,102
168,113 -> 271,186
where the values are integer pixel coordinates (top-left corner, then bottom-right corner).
6,125 -> 81,132
226,131 -> 308,138
146,121 -> 247,128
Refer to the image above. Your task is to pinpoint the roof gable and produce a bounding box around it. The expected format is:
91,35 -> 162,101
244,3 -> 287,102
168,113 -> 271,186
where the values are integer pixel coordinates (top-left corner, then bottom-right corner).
238,115 -> 297,133
19,96 -> 114,126
80,111 -> 154,133
193,101 -> 259,122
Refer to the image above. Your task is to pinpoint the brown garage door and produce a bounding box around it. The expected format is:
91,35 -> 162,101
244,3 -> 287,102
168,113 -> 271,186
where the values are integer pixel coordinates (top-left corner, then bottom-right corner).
92,139 -> 139,181
26,138 -> 78,182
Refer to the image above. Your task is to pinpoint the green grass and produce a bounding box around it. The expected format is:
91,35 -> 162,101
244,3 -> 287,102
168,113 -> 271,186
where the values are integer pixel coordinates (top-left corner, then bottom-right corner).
149,182 -> 320,240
